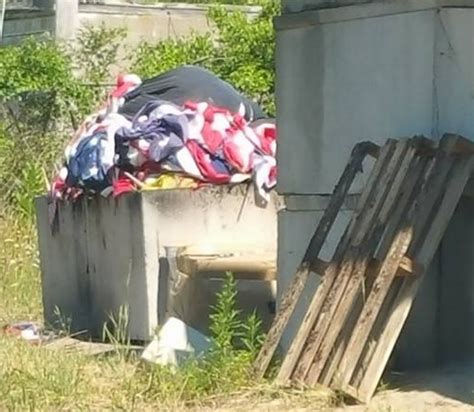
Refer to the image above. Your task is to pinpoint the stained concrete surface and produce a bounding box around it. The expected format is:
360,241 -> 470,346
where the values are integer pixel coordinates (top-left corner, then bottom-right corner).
36,188 -> 280,341
282,0 -> 375,13
199,362 -> 474,411
339,360 -> 474,411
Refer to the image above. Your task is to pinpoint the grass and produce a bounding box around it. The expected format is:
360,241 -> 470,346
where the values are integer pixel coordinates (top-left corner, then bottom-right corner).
0,216 -> 42,326
0,219 -> 336,411
0,21 -> 326,409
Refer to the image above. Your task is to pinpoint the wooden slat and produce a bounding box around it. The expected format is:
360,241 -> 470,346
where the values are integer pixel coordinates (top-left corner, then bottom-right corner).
263,134 -> 474,404
321,140 -> 440,391
341,149 -> 448,400
349,154 -> 453,402
335,227 -> 414,384
252,141 -> 379,379
176,253 -> 276,280
272,141 -> 396,385
312,256 -> 419,278
333,155 -> 431,386
325,157 -> 433,388
292,140 -> 410,385
444,133 -> 474,155
302,140 -> 415,385
351,135 -> 474,403
319,288 -> 365,387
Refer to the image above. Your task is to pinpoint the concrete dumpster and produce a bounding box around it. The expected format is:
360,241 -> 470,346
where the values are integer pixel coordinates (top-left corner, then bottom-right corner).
36,186 -> 280,341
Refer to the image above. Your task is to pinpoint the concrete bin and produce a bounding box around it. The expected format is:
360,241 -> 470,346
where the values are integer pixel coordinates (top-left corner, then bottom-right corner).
35,187 -> 280,341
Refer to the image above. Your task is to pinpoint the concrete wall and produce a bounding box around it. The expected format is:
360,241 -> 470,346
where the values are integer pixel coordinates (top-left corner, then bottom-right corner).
276,7 -> 435,195
36,194 -> 158,340
36,187 -> 280,341
276,0 -> 474,369
438,196 -> 474,364
282,0 -> 374,13
2,1 -> 261,46
2,9 -> 55,45
436,8 -> 474,138
78,4 -> 211,48
78,2 -> 261,49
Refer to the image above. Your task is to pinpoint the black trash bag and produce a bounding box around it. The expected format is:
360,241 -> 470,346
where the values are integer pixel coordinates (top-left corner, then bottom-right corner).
119,65 -> 268,122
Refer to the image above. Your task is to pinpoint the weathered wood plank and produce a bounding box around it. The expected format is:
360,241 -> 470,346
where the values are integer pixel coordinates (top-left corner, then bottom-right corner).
303,140 -> 416,385
265,135 -> 474,404
331,158 -> 434,389
334,155 -> 431,386
312,256 -> 419,278
352,139 -> 474,403
292,140 -> 410,385
341,150 -> 447,401
272,141 -> 396,385
177,253 -> 276,280
252,141 -> 379,379
335,226 -> 413,385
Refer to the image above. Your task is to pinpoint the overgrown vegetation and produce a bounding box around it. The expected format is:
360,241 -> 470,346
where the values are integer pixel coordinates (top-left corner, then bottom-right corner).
0,2 -> 305,411
0,2 -> 278,219
132,2 -> 277,114
2,273 -> 332,411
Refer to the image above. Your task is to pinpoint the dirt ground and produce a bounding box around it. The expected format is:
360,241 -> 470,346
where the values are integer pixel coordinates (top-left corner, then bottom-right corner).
349,360 -> 474,412
207,361 -> 474,412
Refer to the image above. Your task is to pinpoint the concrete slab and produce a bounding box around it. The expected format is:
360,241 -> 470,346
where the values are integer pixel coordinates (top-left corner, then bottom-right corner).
281,0 -> 474,18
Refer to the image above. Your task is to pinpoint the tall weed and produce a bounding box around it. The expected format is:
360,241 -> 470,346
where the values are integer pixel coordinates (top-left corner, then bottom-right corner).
137,273 -> 265,406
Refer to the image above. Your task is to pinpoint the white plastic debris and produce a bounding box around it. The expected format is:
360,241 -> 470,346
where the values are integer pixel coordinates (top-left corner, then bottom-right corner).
1,322 -> 55,344
141,317 -> 211,367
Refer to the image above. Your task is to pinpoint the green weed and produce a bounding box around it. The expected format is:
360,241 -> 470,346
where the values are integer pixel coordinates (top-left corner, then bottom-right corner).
0,5 -> 333,411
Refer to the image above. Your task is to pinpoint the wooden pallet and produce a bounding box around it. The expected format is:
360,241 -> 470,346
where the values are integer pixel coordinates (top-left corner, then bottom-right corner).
175,247 -> 276,281
253,134 -> 474,403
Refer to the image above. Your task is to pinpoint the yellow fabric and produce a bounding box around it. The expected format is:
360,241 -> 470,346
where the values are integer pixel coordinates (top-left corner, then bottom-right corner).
141,174 -> 198,191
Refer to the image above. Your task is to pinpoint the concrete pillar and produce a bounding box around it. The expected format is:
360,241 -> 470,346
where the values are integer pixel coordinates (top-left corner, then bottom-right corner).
55,0 -> 78,41
276,0 -> 474,370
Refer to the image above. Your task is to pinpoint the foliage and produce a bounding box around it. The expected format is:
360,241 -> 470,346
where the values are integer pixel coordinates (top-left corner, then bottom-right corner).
0,8 -> 279,409
0,24 -> 126,130
0,37 -> 85,127
0,25 -> 126,219
138,0 -> 261,4
135,273 -> 265,404
75,23 -> 126,86
132,33 -> 215,76
132,0 -> 279,115
0,254 -> 279,410
0,36 -> 73,102
209,272 -> 241,352
0,124 -> 66,219
0,216 -> 42,324
0,3 -> 277,219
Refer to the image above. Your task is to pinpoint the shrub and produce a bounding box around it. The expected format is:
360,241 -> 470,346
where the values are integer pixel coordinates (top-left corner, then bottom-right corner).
131,0 -> 279,115
137,273 -> 265,405
0,25 -> 127,218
